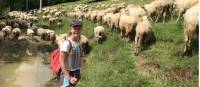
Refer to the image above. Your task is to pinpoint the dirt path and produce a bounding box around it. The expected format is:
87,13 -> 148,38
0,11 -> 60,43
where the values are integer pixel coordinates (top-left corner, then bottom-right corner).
133,54 -> 165,86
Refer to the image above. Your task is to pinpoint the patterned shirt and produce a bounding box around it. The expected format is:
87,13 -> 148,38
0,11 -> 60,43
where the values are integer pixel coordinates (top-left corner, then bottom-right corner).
60,38 -> 82,71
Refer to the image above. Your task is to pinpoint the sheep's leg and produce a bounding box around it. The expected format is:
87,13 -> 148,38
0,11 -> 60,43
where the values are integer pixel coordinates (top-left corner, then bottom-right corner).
120,30 -> 123,37
176,11 -> 183,22
137,35 -> 143,55
183,34 -> 189,56
111,24 -> 114,32
149,15 -> 154,22
155,13 -> 160,23
134,36 -> 139,55
121,29 -> 125,37
125,32 -> 129,41
171,10 -> 175,21
163,12 -> 166,23
125,27 -> 130,41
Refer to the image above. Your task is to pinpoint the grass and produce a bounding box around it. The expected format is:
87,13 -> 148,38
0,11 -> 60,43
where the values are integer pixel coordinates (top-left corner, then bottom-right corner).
35,0 -> 199,87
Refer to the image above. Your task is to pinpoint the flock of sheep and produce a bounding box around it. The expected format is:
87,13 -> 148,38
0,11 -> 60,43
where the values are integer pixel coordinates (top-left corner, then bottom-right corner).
0,11 -> 57,46
0,0 -> 198,56
65,0 -> 199,55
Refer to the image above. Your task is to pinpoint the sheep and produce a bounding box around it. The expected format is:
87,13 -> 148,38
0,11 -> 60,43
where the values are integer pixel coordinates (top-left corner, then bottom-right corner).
134,16 -> 154,55
96,11 -> 106,22
27,29 -> 34,40
143,0 -> 174,23
94,26 -> 106,43
2,26 -> 12,40
46,14 -> 52,21
80,35 -> 89,55
42,15 -> 47,20
183,3 -> 199,56
109,3 -> 125,13
50,32 -> 57,45
37,28 -> 46,40
127,4 -> 146,21
49,17 -> 58,24
55,11 -> 62,17
56,33 -> 68,47
12,28 -> 21,40
13,22 -> 19,28
46,30 -> 56,45
119,15 -> 137,41
31,24 -> 38,35
90,11 -> 98,22
0,21 -> 6,30
103,13 -> 113,26
175,0 -> 198,22
110,13 -> 121,32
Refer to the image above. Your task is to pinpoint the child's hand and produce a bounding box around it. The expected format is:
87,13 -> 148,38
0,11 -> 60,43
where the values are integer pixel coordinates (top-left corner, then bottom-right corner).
70,77 -> 78,84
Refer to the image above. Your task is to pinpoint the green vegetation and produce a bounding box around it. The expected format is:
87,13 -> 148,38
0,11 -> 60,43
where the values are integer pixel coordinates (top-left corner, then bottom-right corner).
36,0 -> 198,87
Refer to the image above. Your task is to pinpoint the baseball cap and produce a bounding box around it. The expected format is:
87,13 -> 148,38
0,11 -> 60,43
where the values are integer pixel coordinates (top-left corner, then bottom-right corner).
70,19 -> 82,28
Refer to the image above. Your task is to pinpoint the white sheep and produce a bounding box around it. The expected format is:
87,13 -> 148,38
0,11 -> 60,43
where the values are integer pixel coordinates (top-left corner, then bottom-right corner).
37,28 -> 46,40
47,30 -> 56,45
119,15 -> 137,41
110,13 -> 121,32
183,3 -> 199,55
56,33 -> 68,47
2,26 -> 12,40
94,26 -> 105,43
143,0 -> 174,23
175,0 -> 198,22
12,28 -> 21,40
90,11 -> 98,22
103,13 -> 113,27
27,29 -> 34,40
96,10 -> 106,22
134,16 -> 153,55
127,5 -> 146,21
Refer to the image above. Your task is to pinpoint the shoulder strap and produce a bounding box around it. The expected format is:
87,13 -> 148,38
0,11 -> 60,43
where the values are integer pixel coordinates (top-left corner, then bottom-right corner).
66,39 -> 72,52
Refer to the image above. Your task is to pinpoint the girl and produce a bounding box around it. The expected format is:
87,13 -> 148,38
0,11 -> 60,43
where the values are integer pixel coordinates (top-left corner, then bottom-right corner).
60,19 -> 82,87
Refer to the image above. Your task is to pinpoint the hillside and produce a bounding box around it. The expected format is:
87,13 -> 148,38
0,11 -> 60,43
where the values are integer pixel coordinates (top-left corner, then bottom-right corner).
38,0 -> 199,87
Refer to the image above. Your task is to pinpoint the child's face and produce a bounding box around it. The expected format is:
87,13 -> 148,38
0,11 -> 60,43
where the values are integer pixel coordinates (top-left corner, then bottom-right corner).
71,26 -> 82,39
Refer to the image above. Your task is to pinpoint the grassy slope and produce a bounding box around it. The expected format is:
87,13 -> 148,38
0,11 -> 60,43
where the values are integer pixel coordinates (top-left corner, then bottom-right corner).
40,0 -> 198,87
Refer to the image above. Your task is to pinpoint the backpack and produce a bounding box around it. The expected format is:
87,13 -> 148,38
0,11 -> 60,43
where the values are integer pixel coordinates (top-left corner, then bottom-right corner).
50,39 -> 72,77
